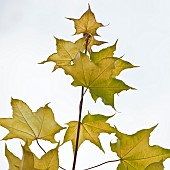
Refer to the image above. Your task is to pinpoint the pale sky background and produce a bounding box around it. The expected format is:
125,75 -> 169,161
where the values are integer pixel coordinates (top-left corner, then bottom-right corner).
0,0 -> 170,169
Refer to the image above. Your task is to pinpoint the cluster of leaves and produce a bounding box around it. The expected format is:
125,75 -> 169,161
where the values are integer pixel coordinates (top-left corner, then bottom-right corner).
0,4 -> 170,170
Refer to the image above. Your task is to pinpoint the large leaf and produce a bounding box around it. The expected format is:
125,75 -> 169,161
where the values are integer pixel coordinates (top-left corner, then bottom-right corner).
40,37 -> 85,71
62,53 -> 133,108
110,126 -> 170,170
63,112 -> 115,152
0,99 -> 63,145
67,4 -> 103,36
90,41 -> 137,77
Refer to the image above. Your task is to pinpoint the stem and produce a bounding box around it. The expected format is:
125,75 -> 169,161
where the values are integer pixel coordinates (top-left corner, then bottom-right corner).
72,35 -> 90,170
84,159 -> 120,170
36,139 -> 46,154
36,139 -> 66,170
72,86 -> 84,170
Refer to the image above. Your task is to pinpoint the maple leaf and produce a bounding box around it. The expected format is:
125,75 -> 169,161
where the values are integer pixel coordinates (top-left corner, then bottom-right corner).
63,112 -> 115,152
110,126 -> 170,170
62,52 -> 133,108
67,4 -> 103,36
90,41 -> 137,77
0,99 -> 63,145
5,143 -> 59,170
40,37 -> 86,71
5,145 -> 20,170
34,144 -> 59,170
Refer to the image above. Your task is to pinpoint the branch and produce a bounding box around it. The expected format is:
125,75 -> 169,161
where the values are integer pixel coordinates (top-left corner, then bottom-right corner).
84,159 -> 120,170
72,36 -> 90,170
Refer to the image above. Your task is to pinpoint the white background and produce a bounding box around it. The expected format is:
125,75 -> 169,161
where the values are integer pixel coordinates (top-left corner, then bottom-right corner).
0,0 -> 170,169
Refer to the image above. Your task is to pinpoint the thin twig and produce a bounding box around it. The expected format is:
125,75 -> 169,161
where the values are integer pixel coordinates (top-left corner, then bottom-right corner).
72,35 -> 90,170
36,139 -> 46,154
84,159 -> 120,170
59,166 -> 67,170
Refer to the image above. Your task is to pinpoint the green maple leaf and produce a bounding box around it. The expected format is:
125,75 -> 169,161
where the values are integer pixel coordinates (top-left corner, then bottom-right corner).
63,112 -> 115,152
67,4 -> 103,36
62,52 -> 133,108
90,40 -> 137,77
40,37 -> 86,71
0,99 -> 63,145
110,126 -> 170,170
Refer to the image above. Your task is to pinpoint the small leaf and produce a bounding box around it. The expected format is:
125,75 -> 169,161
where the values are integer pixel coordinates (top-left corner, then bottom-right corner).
63,112 -> 115,152
6,143 -> 59,170
110,125 -> 170,170
62,53 -> 133,108
40,37 -> 85,71
0,99 -> 63,145
67,4 -> 103,36
5,145 -> 20,170
34,144 -> 59,170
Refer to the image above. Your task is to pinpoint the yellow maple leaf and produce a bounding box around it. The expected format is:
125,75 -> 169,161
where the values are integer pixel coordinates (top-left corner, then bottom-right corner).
5,143 -> 59,170
67,4 -> 103,36
40,37 -> 85,71
110,126 -> 170,170
0,99 -> 63,145
63,112 -> 115,152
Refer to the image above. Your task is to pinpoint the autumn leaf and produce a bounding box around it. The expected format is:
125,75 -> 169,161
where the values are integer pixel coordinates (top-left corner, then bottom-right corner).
5,145 -> 20,170
34,144 -> 59,170
62,52 -> 133,108
40,37 -> 85,71
5,143 -> 59,170
0,98 -> 63,145
90,41 -> 137,77
67,4 -> 103,36
110,126 -> 170,170
63,112 -> 115,152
